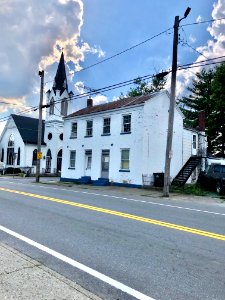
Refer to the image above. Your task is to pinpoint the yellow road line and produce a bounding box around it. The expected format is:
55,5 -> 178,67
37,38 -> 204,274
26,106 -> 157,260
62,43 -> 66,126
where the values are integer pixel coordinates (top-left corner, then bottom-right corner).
1,187 -> 225,241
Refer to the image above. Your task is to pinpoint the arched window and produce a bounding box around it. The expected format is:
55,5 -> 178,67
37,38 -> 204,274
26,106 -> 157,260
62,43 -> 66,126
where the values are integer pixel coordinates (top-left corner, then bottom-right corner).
61,98 -> 68,116
17,147 -> 20,165
32,149 -> 37,166
1,148 -> 4,162
49,97 -> 54,115
7,134 -> 14,165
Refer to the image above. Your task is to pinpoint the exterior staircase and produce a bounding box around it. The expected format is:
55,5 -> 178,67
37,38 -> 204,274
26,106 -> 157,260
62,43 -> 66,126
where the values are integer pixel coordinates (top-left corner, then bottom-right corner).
172,156 -> 202,186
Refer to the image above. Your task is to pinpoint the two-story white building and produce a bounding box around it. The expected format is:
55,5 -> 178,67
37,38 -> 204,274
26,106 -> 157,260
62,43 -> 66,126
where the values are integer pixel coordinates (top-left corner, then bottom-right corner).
61,91 -> 206,187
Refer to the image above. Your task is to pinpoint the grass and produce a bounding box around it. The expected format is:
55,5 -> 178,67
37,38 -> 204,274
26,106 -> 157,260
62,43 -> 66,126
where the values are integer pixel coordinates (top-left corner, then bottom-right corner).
170,183 -> 211,196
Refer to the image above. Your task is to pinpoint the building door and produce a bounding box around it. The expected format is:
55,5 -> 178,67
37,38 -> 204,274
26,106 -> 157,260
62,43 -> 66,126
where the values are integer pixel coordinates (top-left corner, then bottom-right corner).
101,150 -> 110,178
57,149 -> 62,174
85,150 -> 92,176
46,149 -> 51,173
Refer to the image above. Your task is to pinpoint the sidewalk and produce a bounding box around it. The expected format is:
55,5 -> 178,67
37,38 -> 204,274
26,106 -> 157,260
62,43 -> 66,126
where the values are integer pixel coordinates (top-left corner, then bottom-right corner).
0,243 -> 101,300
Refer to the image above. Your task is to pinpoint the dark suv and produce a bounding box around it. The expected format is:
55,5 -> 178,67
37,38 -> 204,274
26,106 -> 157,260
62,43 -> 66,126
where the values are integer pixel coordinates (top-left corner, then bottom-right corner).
198,164 -> 225,195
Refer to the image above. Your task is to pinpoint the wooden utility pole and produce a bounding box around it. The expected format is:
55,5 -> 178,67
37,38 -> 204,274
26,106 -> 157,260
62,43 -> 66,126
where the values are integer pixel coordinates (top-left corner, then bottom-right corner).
163,8 -> 191,197
36,70 -> 44,183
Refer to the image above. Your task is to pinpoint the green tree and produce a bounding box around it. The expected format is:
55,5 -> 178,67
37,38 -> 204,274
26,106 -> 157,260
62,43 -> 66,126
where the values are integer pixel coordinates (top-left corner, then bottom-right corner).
121,74 -> 166,98
179,64 -> 225,157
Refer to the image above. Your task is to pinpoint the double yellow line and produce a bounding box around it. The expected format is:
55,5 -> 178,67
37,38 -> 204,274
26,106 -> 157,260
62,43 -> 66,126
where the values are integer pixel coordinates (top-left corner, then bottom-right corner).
1,187 -> 225,241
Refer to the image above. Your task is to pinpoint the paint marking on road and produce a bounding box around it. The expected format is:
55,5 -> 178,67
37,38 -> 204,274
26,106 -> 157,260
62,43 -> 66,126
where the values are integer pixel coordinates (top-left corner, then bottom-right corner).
0,225 -> 154,300
1,187 -> 225,241
4,181 -> 225,217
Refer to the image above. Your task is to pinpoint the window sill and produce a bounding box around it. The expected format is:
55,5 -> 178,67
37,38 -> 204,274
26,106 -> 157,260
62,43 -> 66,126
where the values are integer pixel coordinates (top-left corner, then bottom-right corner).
70,136 -> 77,139
68,167 -> 75,169
101,133 -> 111,136
119,169 -> 130,172
120,132 -> 131,135
84,135 -> 93,138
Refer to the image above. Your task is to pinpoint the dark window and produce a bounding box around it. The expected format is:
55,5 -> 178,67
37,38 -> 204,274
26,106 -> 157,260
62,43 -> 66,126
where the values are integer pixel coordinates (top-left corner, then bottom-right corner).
86,120 -> 93,136
103,118 -> 110,134
48,133 -> 52,140
32,149 -> 37,166
70,151 -> 76,168
122,115 -> 131,133
59,133 -> 63,140
61,98 -> 68,116
1,148 -> 4,162
193,135 -> 197,149
17,147 -> 20,165
214,165 -> 221,173
120,149 -> 130,170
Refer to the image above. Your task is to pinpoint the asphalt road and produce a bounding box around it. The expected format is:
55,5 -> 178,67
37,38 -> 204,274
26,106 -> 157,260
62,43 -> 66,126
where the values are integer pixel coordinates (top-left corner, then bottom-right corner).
0,177 -> 225,300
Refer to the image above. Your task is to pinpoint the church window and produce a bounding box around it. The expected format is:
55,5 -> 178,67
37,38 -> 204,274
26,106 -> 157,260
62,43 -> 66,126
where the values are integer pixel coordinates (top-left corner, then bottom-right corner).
49,98 -> 54,115
59,133 -> 63,140
7,134 -> 14,165
32,149 -> 37,166
61,98 -> 68,116
1,148 -> 4,162
17,147 -> 20,165
48,133 -> 52,140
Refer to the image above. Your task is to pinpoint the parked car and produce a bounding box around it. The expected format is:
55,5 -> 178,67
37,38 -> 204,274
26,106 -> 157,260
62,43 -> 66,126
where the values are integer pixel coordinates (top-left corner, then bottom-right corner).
0,162 -> 5,175
198,164 -> 225,195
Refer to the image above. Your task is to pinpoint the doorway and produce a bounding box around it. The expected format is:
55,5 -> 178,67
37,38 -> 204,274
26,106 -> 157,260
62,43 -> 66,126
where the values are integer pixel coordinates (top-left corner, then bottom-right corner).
57,149 -> 62,174
101,150 -> 110,178
85,150 -> 92,176
46,149 -> 52,173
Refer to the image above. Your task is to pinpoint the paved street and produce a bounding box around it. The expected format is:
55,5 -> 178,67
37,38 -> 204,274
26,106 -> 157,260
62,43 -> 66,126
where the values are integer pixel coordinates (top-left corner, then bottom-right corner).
0,177 -> 225,300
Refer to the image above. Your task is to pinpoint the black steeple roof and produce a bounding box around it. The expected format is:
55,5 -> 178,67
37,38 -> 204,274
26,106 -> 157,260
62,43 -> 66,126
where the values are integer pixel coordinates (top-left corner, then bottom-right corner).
53,52 -> 68,95
11,114 -> 45,145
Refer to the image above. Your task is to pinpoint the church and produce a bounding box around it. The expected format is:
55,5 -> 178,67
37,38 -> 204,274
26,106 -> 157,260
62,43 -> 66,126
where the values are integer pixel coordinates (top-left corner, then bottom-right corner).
0,52 -> 74,175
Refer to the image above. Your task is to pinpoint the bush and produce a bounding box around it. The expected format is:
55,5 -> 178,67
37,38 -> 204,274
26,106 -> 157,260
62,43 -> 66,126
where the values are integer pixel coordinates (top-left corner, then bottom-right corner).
5,167 -> 22,175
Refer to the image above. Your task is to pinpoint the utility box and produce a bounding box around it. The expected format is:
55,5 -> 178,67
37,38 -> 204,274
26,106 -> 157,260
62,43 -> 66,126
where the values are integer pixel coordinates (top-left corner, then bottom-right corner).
153,173 -> 164,187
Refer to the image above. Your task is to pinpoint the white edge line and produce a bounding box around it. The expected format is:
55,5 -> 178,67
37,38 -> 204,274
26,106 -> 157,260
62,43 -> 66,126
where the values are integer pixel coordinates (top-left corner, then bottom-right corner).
4,181 -> 225,217
0,225 -> 154,300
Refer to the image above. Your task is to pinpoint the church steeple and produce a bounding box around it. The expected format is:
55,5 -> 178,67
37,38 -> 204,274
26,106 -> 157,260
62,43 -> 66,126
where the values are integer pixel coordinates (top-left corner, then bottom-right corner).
53,52 -> 68,95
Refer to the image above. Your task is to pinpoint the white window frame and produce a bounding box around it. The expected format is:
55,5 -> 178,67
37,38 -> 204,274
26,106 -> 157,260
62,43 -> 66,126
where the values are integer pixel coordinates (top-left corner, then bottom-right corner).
86,120 -> 93,136
71,122 -> 77,138
103,117 -> 111,134
193,135 -> 197,149
122,114 -> 131,133
120,149 -> 130,170
69,150 -> 76,168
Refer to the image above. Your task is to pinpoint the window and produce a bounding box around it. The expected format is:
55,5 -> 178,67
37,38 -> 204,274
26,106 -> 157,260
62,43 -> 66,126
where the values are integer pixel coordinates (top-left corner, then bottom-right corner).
17,147 -> 20,165
122,115 -> 131,133
48,133 -> 52,140
32,149 -> 37,166
86,120 -> 93,136
1,148 -> 4,162
49,98 -> 54,115
61,98 -> 68,116
193,135 -> 197,149
69,151 -> 76,168
71,122 -> 77,138
120,149 -> 130,170
59,133 -> 63,140
103,118 -> 111,134
7,134 -> 14,165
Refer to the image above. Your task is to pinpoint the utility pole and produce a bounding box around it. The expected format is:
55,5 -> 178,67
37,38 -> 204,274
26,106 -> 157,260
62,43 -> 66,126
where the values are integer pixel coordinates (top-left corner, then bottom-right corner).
36,70 -> 44,183
163,8 -> 191,197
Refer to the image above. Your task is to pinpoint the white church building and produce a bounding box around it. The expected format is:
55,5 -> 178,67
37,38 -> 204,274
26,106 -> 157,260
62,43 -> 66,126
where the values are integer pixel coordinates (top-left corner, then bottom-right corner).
0,52 -> 74,175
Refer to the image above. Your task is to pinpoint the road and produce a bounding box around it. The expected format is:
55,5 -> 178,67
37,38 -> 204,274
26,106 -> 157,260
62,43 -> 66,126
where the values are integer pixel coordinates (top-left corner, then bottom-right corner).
0,177 -> 225,300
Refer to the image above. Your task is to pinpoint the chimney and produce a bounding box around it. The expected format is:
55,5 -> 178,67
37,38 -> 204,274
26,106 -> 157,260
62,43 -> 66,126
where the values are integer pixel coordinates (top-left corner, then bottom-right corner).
198,111 -> 205,131
87,98 -> 93,107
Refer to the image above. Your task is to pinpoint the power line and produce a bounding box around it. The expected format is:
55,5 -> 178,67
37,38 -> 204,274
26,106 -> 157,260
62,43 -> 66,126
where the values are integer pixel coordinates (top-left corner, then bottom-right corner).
181,16 -> 225,27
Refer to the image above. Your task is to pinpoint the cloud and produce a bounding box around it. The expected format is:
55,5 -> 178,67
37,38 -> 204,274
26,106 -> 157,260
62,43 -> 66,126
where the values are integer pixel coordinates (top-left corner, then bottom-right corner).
196,15 -> 203,23
0,0 -> 104,109
176,0 -> 225,97
92,95 -> 108,105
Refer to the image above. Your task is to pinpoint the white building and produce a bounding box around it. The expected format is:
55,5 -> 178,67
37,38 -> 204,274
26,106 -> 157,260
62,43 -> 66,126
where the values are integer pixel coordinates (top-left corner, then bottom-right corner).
61,91 -> 206,187
0,52 -> 73,174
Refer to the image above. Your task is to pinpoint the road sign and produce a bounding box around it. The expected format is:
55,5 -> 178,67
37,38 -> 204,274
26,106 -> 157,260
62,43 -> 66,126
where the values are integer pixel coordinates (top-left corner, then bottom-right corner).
37,152 -> 42,159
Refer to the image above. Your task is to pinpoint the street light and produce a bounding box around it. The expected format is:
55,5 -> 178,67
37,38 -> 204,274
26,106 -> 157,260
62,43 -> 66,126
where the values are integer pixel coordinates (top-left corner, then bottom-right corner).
163,7 -> 191,197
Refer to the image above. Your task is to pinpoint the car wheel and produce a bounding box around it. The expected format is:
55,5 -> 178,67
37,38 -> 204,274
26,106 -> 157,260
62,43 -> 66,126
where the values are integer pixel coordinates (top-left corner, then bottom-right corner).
216,182 -> 223,195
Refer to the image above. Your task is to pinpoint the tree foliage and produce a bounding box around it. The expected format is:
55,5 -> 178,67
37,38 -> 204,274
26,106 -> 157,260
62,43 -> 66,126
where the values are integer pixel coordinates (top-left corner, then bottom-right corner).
179,63 -> 225,157
120,75 -> 166,98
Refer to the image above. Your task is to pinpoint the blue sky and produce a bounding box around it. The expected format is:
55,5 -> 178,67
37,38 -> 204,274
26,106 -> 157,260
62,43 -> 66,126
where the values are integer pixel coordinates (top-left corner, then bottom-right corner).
0,0 -> 224,133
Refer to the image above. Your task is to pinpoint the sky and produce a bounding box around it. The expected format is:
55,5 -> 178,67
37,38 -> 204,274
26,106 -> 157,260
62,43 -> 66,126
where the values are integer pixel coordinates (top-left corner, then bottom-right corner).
0,0 -> 224,133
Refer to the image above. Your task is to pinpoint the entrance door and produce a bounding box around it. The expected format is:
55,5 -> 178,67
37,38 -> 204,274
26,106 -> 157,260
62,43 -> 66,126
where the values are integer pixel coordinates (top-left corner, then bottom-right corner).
57,149 -> 62,174
101,150 -> 110,178
46,149 -> 51,173
85,150 -> 92,176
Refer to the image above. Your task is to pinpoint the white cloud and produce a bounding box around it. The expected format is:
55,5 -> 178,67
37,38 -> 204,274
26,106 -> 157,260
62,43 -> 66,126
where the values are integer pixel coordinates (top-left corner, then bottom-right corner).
176,0 -> 225,97
92,95 -> 108,105
189,34 -> 196,44
196,15 -> 203,23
